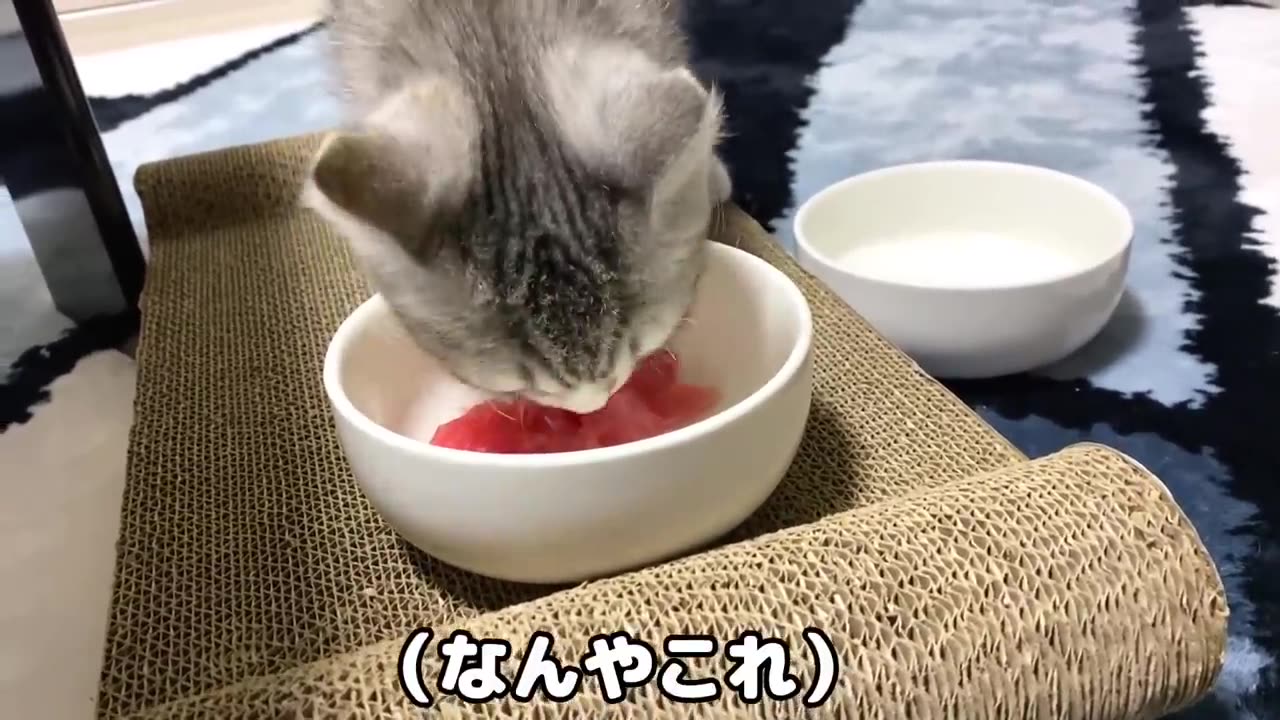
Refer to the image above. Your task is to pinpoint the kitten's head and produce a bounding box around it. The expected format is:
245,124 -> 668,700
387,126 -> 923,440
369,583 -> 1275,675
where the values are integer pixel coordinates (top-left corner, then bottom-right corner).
303,41 -> 729,413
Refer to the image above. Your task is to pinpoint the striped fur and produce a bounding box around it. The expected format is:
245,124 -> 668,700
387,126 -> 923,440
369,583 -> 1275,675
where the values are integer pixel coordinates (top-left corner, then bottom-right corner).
304,0 -> 730,412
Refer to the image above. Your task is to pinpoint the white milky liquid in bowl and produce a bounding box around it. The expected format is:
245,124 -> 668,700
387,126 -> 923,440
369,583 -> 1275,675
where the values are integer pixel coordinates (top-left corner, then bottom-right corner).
836,231 -> 1077,288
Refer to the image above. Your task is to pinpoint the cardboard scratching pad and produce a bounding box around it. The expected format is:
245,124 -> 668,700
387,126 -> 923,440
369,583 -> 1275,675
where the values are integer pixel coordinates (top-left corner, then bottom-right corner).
97,134 -> 1227,718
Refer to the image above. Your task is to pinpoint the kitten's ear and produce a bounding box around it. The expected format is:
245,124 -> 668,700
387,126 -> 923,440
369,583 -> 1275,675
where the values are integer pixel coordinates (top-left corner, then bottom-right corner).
543,41 -> 724,208
303,130 -> 425,241
301,76 -> 475,256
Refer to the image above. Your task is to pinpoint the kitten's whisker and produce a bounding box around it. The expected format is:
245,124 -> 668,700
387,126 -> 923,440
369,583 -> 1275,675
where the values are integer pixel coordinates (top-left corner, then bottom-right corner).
486,400 -> 517,424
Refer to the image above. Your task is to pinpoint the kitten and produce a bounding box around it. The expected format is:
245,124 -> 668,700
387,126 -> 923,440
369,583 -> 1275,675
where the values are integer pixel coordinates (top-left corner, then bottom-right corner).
302,0 -> 732,413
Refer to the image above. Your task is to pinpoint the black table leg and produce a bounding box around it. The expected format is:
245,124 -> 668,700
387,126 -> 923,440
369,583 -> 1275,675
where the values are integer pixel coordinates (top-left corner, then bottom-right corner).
1,0 -> 144,322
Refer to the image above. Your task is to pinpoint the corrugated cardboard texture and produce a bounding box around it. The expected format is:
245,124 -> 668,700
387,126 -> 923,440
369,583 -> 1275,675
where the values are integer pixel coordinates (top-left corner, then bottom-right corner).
97,134 -> 1227,718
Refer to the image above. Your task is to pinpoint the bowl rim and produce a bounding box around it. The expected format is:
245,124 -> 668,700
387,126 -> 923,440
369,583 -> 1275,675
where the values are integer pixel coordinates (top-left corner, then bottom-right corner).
793,159 -> 1135,293
322,241 -> 814,468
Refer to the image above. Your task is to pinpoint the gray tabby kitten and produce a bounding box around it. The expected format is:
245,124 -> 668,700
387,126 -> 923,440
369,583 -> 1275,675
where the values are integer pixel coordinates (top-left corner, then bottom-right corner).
303,0 -> 732,413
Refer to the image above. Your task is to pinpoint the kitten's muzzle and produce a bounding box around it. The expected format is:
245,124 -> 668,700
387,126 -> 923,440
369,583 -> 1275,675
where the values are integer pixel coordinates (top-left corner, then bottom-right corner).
529,386 -> 611,414
527,369 -> 629,414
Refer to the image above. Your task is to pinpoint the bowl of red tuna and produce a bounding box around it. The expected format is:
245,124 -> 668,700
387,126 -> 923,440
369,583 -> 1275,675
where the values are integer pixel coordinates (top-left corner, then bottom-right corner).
322,240 -> 814,584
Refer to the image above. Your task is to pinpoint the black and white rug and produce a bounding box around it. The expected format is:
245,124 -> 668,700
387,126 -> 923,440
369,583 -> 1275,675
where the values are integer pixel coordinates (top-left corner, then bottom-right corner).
1,2 -> 1278,717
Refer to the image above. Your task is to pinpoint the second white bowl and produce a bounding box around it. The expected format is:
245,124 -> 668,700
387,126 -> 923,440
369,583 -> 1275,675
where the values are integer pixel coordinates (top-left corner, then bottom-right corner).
795,160 -> 1133,379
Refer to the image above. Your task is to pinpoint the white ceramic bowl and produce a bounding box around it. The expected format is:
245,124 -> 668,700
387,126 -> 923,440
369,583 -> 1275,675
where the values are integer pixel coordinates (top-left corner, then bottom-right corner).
795,160 -> 1133,379
322,241 -> 813,584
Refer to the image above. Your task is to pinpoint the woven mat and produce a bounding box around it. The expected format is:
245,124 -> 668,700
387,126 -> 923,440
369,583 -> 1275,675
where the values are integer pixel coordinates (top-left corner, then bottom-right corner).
97,134 -> 1228,718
